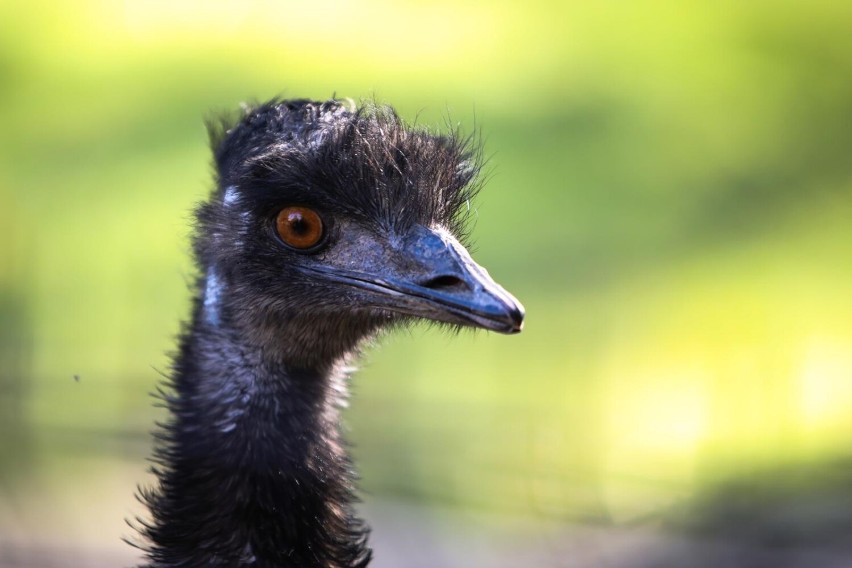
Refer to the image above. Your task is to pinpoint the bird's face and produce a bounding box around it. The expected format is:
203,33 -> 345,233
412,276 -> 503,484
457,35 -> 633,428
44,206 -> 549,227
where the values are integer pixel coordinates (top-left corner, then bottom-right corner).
198,101 -> 523,354
281,211 -> 523,334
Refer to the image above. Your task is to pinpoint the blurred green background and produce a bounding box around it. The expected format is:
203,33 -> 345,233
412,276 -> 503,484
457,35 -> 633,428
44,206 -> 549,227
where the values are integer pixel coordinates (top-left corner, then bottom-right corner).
2,0 -> 852,566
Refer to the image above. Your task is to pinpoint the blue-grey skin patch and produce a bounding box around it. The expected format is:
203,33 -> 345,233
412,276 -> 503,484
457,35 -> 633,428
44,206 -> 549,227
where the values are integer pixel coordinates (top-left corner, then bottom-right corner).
204,268 -> 223,326
223,185 -> 239,207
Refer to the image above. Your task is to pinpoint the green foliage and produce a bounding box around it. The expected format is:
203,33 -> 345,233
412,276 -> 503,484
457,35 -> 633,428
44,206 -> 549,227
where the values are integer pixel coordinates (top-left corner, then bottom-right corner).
2,0 -> 851,527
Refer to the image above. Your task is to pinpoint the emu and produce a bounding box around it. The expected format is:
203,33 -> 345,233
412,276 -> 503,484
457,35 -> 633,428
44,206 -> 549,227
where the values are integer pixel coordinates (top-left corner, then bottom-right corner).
135,98 -> 524,567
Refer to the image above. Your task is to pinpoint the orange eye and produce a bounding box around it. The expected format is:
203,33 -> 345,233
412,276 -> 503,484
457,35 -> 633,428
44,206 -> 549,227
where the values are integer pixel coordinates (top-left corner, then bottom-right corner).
275,206 -> 325,250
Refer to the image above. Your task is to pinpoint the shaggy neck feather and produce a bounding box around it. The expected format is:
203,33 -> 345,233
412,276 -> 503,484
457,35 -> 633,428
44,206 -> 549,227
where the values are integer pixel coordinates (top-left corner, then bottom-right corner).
138,286 -> 372,568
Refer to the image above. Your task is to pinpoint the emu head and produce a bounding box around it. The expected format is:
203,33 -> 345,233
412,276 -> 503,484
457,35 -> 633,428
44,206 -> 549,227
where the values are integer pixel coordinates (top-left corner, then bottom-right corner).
195,99 -> 524,367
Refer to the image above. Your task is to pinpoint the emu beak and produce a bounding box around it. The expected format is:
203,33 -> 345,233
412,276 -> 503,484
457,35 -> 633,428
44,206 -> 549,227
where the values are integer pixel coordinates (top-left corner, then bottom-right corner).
387,225 -> 525,334
309,225 -> 525,334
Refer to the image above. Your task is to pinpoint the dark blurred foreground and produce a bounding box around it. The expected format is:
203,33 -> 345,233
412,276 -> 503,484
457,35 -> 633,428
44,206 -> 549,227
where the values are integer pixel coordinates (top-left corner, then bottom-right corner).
2,460 -> 851,568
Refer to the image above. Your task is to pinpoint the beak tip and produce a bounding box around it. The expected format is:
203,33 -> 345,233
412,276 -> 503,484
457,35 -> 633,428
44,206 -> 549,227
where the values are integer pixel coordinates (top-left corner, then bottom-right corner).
502,302 -> 525,334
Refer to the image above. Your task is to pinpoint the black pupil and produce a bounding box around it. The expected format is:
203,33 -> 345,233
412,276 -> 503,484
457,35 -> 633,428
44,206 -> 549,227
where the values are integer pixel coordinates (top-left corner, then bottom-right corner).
290,214 -> 309,235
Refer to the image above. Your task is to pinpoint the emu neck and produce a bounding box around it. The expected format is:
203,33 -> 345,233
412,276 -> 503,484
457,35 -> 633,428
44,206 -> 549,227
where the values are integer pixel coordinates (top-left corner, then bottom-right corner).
141,295 -> 371,567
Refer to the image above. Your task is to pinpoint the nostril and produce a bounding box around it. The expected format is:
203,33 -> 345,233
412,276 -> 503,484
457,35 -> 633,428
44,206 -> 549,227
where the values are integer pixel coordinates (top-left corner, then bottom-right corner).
420,275 -> 465,290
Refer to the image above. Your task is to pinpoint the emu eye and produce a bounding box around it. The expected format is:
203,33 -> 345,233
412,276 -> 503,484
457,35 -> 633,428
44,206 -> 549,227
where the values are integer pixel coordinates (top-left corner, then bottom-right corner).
275,206 -> 325,250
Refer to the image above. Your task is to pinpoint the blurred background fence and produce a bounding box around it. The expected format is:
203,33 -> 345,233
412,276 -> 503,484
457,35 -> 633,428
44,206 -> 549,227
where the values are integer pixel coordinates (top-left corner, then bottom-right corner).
1,1 -> 852,566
